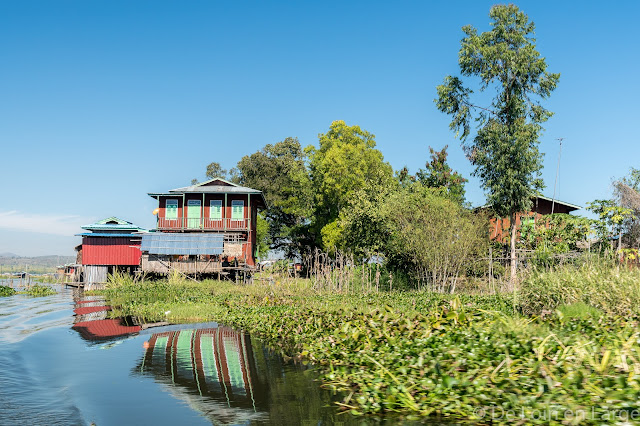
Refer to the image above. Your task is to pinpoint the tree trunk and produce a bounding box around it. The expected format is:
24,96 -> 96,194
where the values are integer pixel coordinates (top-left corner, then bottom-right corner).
510,212 -> 517,288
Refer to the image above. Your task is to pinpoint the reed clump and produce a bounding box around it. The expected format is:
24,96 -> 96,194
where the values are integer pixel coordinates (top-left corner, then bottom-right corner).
519,256 -> 640,316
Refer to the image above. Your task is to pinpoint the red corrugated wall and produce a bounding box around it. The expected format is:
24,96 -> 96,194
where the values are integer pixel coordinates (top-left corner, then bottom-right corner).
82,236 -> 141,266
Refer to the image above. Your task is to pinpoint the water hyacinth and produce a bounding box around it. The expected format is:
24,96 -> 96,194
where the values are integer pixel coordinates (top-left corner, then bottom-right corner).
0,285 -> 16,297
22,284 -> 56,297
97,273 -> 640,424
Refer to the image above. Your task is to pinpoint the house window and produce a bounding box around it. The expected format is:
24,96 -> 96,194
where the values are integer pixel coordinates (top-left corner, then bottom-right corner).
231,200 -> 244,220
210,200 -> 222,219
166,199 -> 178,219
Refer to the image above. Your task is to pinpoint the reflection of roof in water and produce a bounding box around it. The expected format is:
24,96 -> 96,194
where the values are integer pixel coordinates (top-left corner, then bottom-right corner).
139,326 -> 268,424
74,305 -> 110,316
71,298 -> 141,342
72,319 -> 141,341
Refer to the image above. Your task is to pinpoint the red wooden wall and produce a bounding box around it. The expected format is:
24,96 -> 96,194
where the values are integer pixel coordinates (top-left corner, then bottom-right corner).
82,236 -> 141,266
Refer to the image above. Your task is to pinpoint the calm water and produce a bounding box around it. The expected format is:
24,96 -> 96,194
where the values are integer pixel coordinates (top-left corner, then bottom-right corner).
0,283 -> 383,425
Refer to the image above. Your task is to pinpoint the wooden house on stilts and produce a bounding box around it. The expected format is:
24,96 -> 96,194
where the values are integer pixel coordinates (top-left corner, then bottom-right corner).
141,178 -> 267,277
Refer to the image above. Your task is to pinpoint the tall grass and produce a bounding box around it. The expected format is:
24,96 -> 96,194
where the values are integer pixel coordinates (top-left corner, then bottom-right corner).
519,255 -> 640,316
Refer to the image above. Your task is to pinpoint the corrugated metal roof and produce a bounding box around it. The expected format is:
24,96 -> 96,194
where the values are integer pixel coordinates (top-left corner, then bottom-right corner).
140,233 -> 224,255
171,185 -> 261,193
475,195 -> 581,212
81,217 -> 146,232
76,233 -> 143,237
147,178 -> 268,209
535,195 -> 582,211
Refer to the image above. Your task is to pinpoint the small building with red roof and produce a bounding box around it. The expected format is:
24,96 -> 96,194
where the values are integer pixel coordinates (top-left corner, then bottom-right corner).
76,217 -> 146,286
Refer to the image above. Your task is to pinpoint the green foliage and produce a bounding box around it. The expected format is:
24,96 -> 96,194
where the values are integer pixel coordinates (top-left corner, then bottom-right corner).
556,302 -> 602,320
203,122 -> 470,262
206,162 -> 226,179
340,183 -> 487,291
308,120 -> 394,249
522,214 -> 593,267
201,162 -> 240,183
531,214 -> 592,251
101,276 -> 640,423
22,284 -> 56,297
415,145 -> 467,204
519,256 -> 640,316
587,199 -> 634,251
255,213 -> 271,260
436,5 -> 559,277
383,184 -> 487,292
331,179 -> 396,258
614,168 -> 640,248
621,167 -> 640,192
237,137 -> 313,257
0,285 -> 16,297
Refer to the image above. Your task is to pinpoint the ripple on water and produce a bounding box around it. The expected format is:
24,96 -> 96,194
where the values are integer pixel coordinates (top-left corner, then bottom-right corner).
0,290 -> 86,425
0,288 -> 371,425
0,292 -> 74,344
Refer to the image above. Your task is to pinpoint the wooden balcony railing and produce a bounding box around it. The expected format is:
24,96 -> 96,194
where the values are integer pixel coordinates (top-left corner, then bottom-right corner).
157,217 -> 249,231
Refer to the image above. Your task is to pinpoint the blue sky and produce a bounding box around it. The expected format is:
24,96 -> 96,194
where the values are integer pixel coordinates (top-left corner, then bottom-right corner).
1,1 -> 638,256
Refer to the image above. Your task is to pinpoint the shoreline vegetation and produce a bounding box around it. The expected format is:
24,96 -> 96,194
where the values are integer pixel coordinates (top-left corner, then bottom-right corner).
0,283 -> 57,297
93,257 -> 640,424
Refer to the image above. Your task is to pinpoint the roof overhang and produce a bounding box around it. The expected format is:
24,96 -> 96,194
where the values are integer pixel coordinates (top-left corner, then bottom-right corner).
148,191 -> 268,210
76,233 -> 144,238
475,195 -> 582,213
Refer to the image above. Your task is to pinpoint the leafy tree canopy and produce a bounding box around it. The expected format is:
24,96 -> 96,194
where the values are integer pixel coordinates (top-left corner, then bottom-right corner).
201,162 -> 240,183
338,182 -> 486,291
436,4 -> 559,278
415,145 -> 467,204
236,137 -> 313,257
307,120 -> 394,247
436,4 -> 558,217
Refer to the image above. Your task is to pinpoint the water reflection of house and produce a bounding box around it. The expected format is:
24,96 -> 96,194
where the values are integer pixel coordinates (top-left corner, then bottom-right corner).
75,217 -> 146,288
141,178 -> 267,276
71,296 -> 141,342
140,327 -> 266,424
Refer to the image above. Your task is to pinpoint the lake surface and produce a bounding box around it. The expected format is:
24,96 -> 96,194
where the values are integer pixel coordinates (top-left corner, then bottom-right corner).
0,283 -> 379,425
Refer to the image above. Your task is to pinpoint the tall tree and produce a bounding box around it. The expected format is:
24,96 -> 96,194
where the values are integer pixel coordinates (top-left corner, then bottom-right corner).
415,145 -> 467,204
205,162 -> 227,180
236,137 -> 313,257
307,120 -> 394,249
436,5 -> 559,281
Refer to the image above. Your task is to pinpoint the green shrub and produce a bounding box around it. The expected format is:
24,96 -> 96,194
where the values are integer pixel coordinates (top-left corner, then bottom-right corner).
0,285 -> 16,297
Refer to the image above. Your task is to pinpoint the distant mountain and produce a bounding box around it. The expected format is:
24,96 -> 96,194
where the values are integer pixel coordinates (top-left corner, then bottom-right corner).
0,255 -> 77,273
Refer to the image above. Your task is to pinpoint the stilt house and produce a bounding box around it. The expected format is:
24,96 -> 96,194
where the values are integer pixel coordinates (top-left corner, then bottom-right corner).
76,217 -> 146,285
141,178 -> 267,275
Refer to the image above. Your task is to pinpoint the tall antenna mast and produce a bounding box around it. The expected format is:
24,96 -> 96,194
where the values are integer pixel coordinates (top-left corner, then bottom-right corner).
551,137 -> 564,214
